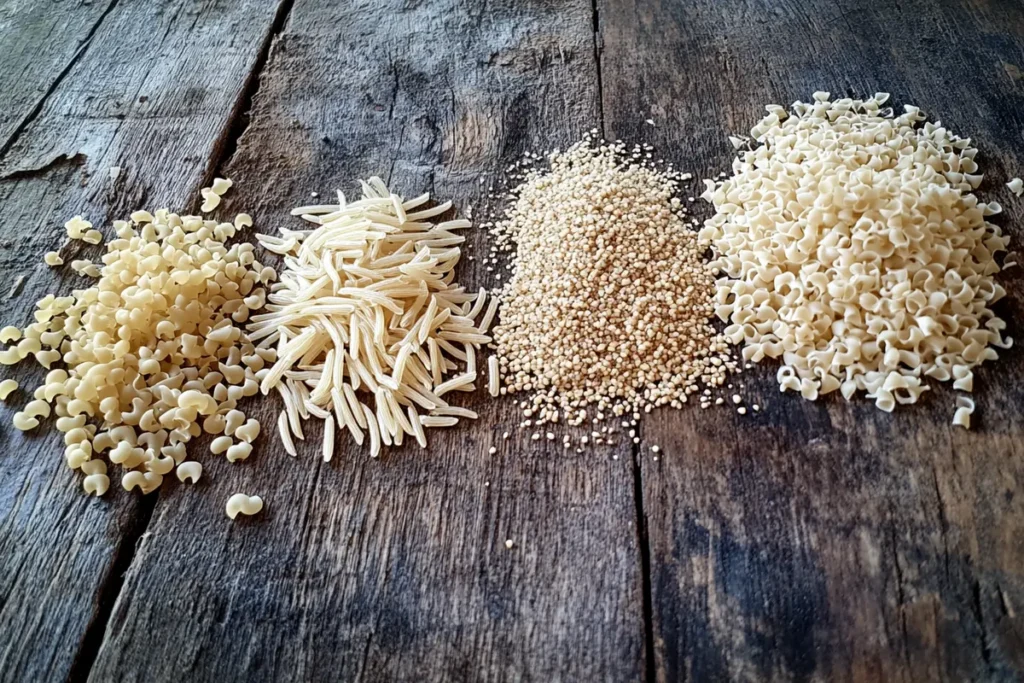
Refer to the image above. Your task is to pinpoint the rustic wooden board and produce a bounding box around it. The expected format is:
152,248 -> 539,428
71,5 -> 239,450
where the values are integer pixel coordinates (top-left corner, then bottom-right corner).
0,1 -> 287,680
598,0 -> 1024,680
87,1 -> 647,681
0,0 -> 115,154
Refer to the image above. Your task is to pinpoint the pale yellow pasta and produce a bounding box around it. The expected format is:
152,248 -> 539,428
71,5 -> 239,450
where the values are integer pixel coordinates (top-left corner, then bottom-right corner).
146,453 -> 175,475
66,448 -> 90,470
210,436 -> 232,455
952,366 -> 973,392
200,188 -> 221,212
225,493 -> 262,519
81,460 -> 107,476
225,442 -> 252,463
176,461 -> 202,484
0,379 -> 17,399
952,396 -> 974,429
122,470 -> 162,494
109,442 -> 146,468
234,417 -> 260,444
83,473 -> 110,496
12,413 -> 39,430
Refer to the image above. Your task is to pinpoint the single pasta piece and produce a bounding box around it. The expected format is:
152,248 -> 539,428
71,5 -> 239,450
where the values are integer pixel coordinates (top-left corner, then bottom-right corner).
277,411 -> 297,457
83,473 -> 110,496
225,493 -> 263,519
176,462 -> 202,483
0,379 -> 17,399
488,356 -> 500,397
952,396 -> 975,429
322,414 -> 335,462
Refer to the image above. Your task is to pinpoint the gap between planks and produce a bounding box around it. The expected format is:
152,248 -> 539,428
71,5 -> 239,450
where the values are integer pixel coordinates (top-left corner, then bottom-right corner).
197,0 -> 299,207
590,0 -> 657,676
0,0 -> 122,164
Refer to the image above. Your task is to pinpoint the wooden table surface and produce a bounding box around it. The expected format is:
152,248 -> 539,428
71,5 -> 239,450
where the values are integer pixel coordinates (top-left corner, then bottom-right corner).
1,0 -> 1023,681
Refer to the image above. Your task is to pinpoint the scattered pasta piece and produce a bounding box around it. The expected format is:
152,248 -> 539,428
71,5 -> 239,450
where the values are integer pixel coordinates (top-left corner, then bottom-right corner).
122,470 -> 162,494
0,379 -> 17,399
210,177 -> 233,195
952,396 -> 975,429
83,473 -> 110,496
200,188 -> 221,212
226,442 -> 252,463
176,461 -> 202,483
225,493 -> 263,519
322,414 -> 335,462
12,413 -> 38,430
488,356 -> 500,397
65,216 -> 91,240
952,366 -> 974,392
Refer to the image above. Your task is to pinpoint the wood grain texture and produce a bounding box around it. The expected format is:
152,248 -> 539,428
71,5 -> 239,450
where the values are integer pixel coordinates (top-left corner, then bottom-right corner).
0,1 -> 287,680
86,1 -> 647,681
598,0 -> 1024,680
0,0 -> 116,154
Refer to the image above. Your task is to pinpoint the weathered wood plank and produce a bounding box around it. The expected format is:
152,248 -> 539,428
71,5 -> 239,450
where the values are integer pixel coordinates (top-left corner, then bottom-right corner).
0,1 -> 288,680
0,0 -> 116,154
599,0 -> 1024,680
87,1 -> 646,681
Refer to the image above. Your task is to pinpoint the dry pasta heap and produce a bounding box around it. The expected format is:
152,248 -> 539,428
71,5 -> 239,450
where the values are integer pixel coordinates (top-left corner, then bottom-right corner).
700,93 -> 1011,424
490,134 -> 735,426
1,181 -> 274,495
252,177 -> 496,459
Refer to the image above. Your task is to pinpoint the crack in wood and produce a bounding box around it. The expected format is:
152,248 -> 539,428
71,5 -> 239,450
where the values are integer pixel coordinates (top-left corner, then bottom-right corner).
0,152 -> 87,182
0,0 -> 120,165
591,0 -> 605,140
632,418 -> 657,683
201,0 -> 299,196
888,514 -> 912,670
51,1 -> 300,679
65,492 -> 159,683
931,464 -> 952,583
971,579 -> 996,672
